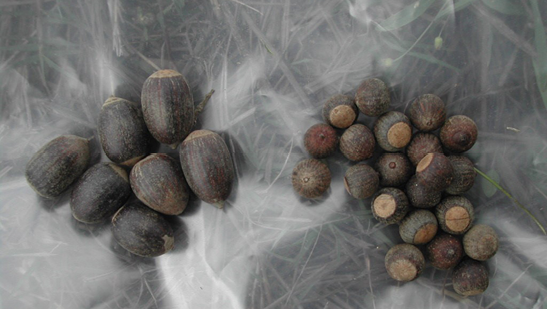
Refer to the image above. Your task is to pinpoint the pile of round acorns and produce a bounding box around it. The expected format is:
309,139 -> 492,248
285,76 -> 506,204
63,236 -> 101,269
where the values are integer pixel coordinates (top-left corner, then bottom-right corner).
25,69 -> 235,258
292,78 -> 499,296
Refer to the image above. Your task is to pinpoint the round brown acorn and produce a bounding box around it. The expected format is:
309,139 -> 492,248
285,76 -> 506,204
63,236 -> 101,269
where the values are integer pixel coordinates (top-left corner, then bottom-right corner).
371,187 -> 410,225
355,78 -> 391,117
452,259 -> 489,296
407,94 -> 446,132
405,175 -> 442,209
416,153 -> 454,192
463,224 -> 499,261
303,123 -> 338,159
399,210 -> 438,245
385,243 -> 425,282
344,163 -> 379,199
445,155 -> 476,195
141,69 -> 194,148
375,153 -> 412,187
426,233 -> 464,270
440,115 -> 478,153
406,133 -> 443,166
374,111 -> 412,152
322,94 -> 358,129
339,124 -> 375,162
292,159 -> 331,199
436,196 -> 475,235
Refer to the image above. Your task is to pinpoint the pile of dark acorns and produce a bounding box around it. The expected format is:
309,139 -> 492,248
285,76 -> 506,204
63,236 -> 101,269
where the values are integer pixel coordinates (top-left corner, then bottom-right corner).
25,69 -> 235,258
292,78 -> 499,297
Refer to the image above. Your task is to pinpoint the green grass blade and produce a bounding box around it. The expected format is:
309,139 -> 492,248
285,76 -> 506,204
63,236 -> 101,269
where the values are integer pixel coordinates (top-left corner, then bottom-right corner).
530,0 -> 547,110
377,0 -> 437,32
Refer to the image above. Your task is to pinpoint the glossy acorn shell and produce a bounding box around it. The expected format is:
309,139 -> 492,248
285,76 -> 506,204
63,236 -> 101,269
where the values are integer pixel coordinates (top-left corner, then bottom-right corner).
141,69 -> 194,147
339,123 -> 375,161
322,94 -> 358,129
406,133 -> 443,166
375,153 -> 412,187
343,163 -> 379,199
463,224 -> 499,261
25,135 -> 90,199
98,96 -> 151,167
445,155 -> 476,195
407,94 -> 446,132
374,111 -> 412,152
304,123 -> 338,159
371,187 -> 410,225
452,259 -> 489,296
70,163 -> 132,224
292,159 -> 331,199
355,78 -> 390,117
179,130 -> 235,208
436,196 -> 475,235
405,175 -> 442,209
440,115 -> 478,153
426,233 -> 464,270
130,153 -> 190,215
399,210 -> 438,245
385,244 -> 425,282
416,153 -> 454,192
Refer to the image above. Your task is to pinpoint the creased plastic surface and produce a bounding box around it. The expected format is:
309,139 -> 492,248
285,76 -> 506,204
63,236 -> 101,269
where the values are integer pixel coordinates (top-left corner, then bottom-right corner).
1,0 -> 547,308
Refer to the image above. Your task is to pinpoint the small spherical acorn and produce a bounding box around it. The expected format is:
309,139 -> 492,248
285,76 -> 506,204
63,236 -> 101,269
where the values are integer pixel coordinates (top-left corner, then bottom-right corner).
445,155 -> 476,195
339,124 -> 375,161
322,94 -> 358,129
452,259 -> 489,296
426,233 -> 464,270
440,115 -> 478,153
405,175 -> 442,209
463,224 -> 499,261
374,111 -> 412,152
292,159 -> 331,199
344,164 -> 379,199
416,153 -> 454,191
25,135 -> 91,199
436,196 -> 475,235
399,210 -> 438,245
385,244 -> 425,282
355,78 -> 390,117
407,94 -> 446,132
304,123 -> 338,159
406,133 -> 443,166
371,187 -> 410,225
375,153 -> 412,187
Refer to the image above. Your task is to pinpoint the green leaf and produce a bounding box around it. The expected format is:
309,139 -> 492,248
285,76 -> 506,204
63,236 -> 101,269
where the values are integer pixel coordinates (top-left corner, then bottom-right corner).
481,169 -> 499,197
377,0 -> 437,32
530,0 -> 547,109
482,0 -> 525,15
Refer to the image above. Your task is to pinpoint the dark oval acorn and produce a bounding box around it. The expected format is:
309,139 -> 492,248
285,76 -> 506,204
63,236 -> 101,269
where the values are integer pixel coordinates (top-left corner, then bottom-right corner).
130,153 -> 190,215
416,152 -> 454,191
371,187 -> 410,225
375,153 -> 412,187
339,123 -> 375,161
71,162 -> 132,224
179,130 -> 235,208
385,243 -> 425,282
322,94 -> 358,129
440,115 -> 478,153
141,69 -> 194,148
463,224 -> 499,261
407,94 -> 446,132
25,135 -> 90,199
399,210 -> 438,245
355,78 -> 390,117
406,133 -> 443,166
426,233 -> 464,270
111,201 -> 174,257
304,123 -> 338,159
452,259 -> 489,296
98,96 -> 151,167
374,111 -> 412,152
344,163 -> 379,199
436,196 -> 475,235
292,159 -> 331,199
405,175 -> 442,209
445,155 -> 476,195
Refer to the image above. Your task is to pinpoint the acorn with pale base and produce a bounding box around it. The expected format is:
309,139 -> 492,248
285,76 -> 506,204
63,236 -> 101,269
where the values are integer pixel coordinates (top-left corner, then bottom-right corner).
371,187 -> 410,225
436,196 -> 475,235
374,111 -> 412,152
416,153 -> 454,192
440,115 -> 478,153
399,210 -> 438,245
406,133 -> 443,166
322,94 -> 358,129
385,244 -> 425,282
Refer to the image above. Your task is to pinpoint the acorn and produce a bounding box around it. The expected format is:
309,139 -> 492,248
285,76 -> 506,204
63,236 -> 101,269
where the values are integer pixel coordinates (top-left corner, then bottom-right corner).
405,175 -> 442,209
440,115 -> 478,153
98,96 -> 151,167
371,187 -> 410,225
339,123 -> 375,161
463,224 -> 499,261
70,163 -> 132,224
406,133 -> 443,166
374,111 -> 412,152
141,69 -> 194,148
452,259 -> 489,296
445,155 -> 476,195
292,159 -> 331,199
399,210 -> 438,245
344,163 -> 379,199
355,78 -> 390,116
385,243 -> 425,282
416,153 -> 454,192
426,233 -> 464,270
436,196 -> 475,235
179,130 -> 235,208
407,94 -> 446,132
130,153 -> 190,215
375,153 -> 412,187
322,94 -> 358,129
111,201 -> 174,258
303,123 -> 338,159
25,135 -> 90,199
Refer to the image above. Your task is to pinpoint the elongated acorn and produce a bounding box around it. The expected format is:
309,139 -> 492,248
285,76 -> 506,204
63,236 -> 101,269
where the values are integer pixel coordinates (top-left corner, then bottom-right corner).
130,153 -> 190,215
322,94 -> 358,129
463,224 -> 499,261
374,111 -> 412,152
179,130 -> 235,208
416,153 -> 454,191
292,159 -> 331,199
141,69 -> 194,148
99,96 -> 151,166
304,123 -> 338,159
339,123 -> 375,161
344,163 -> 379,199
426,233 -> 464,270
406,133 -> 443,166
405,175 -> 442,208
371,187 -> 410,225
440,115 -> 478,152
111,201 -> 174,257
399,210 -> 438,245
385,244 -> 425,282
375,153 -> 412,187
445,155 -> 476,195
355,78 -> 390,116
452,259 -> 489,296
436,196 -> 474,235
71,163 -> 132,223
25,135 -> 90,199
407,94 -> 446,132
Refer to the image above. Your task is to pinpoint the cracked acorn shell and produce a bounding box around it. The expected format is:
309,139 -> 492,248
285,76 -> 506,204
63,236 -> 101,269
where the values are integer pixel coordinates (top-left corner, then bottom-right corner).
292,159 -> 331,199
374,111 -> 412,152
322,94 -> 358,129
355,78 -> 391,116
